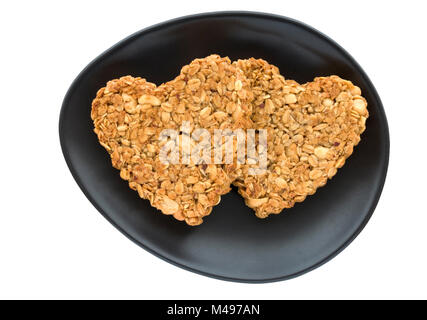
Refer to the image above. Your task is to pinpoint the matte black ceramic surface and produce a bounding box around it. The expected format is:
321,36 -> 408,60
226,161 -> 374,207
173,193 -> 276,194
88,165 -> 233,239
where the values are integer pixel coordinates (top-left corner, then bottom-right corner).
59,12 -> 389,282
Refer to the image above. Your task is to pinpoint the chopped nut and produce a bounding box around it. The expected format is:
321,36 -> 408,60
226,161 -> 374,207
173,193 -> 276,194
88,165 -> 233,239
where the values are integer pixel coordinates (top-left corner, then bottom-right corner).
160,103 -> 173,112
200,107 -> 211,118
285,93 -> 297,104
309,169 -> 323,180
138,95 -> 161,106
187,78 -> 201,91
158,196 -> 179,215
265,99 -> 275,114
175,181 -> 185,194
353,98 -> 367,115
193,182 -> 206,193
246,198 -> 268,207
275,177 -> 287,189
314,146 -> 329,159
161,111 -> 170,123
322,98 -> 333,107
120,168 -> 130,180
186,176 -> 198,184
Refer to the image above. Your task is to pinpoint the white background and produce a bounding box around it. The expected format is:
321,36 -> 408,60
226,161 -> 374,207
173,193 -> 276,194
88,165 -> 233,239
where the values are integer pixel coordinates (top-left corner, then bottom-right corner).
1,0 -> 426,300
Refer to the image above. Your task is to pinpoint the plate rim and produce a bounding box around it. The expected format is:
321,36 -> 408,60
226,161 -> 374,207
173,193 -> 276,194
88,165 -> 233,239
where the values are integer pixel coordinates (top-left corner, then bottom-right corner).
59,10 -> 390,283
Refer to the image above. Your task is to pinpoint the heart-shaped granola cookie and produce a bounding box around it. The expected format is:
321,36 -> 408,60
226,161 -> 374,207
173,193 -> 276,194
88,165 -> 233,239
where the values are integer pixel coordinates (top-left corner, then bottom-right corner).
91,55 -> 253,225
233,58 -> 368,218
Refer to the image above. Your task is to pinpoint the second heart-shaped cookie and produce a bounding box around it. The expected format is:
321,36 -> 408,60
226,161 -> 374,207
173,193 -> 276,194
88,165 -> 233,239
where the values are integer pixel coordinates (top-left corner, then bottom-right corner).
233,58 -> 369,218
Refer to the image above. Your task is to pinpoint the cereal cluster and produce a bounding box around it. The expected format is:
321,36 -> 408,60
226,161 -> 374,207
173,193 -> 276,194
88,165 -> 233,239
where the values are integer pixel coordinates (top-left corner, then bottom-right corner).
91,55 -> 368,225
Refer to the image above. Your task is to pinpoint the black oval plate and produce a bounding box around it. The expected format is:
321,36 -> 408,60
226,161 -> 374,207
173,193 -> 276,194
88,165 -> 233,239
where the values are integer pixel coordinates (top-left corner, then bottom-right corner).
59,12 -> 389,283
